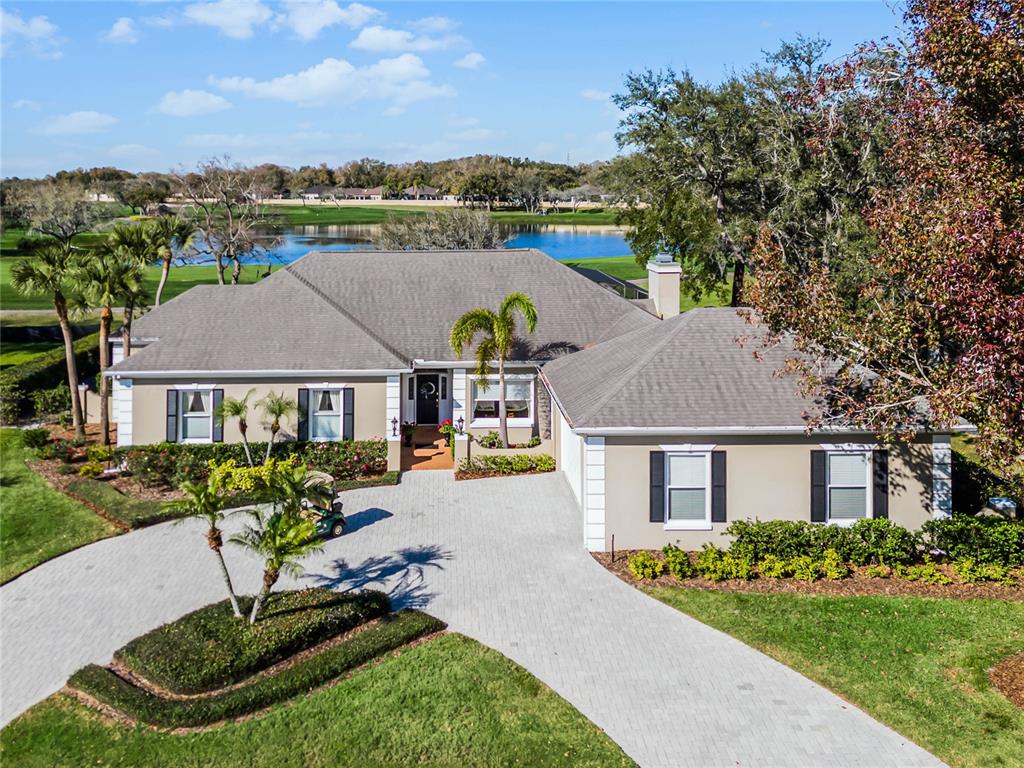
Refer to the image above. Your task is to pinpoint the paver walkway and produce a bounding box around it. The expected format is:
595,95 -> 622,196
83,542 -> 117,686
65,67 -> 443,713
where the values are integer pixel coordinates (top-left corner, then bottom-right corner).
0,472 -> 943,767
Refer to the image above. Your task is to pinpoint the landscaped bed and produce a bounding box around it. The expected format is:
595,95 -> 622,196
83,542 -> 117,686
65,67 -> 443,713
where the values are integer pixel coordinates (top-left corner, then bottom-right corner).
455,453 -> 555,480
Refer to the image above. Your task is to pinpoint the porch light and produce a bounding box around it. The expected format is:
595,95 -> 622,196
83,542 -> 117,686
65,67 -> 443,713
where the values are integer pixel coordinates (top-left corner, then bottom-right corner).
456,415 -> 464,435
391,416 -> 398,437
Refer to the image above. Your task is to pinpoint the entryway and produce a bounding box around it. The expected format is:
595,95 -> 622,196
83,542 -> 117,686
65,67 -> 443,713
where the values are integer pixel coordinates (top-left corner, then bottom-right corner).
401,425 -> 454,471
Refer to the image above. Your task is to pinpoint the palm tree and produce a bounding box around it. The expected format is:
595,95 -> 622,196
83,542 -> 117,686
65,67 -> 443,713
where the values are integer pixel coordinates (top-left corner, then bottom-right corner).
167,478 -> 243,618
70,246 -> 144,445
104,222 -> 151,358
216,389 -> 256,467
258,391 -> 297,461
10,243 -> 87,437
150,214 -> 196,307
450,293 -> 538,449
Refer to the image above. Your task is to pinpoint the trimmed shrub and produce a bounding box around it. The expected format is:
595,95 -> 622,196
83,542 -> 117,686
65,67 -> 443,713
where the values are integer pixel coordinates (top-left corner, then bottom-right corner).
85,444 -> 114,463
865,564 -> 892,579
724,520 -> 817,561
39,437 -> 77,463
76,461 -> 104,479
895,561 -> 951,585
0,331 -> 102,422
695,544 -> 754,581
758,554 -> 790,579
921,515 -> 1024,566
820,549 -> 850,580
724,518 -> 919,566
457,453 -> 555,476
953,559 -> 1018,586
334,471 -> 400,492
628,551 -> 664,581
116,589 -> 391,695
789,556 -> 820,582
30,384 -> 71,417
69,609 -> 443,728
21,427 -> 51,451
846,519 -> 920,565
662,544 -> 696,579
66,479 -> 178,528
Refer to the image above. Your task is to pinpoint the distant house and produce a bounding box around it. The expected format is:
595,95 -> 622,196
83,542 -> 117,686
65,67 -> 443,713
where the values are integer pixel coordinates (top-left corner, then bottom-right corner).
334,187 -> 386,201
403,185 -> 439,200
299,185 -> 330,200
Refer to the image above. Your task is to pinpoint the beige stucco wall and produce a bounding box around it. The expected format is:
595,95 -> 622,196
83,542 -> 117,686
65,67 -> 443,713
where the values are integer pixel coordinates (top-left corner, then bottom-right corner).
601,434 -> 935,551
129,376 -> 389,446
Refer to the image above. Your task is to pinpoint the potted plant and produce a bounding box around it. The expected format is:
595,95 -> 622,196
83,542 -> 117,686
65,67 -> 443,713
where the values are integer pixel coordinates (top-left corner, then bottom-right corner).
401,422 -> 417,447
438,419 -> 455,447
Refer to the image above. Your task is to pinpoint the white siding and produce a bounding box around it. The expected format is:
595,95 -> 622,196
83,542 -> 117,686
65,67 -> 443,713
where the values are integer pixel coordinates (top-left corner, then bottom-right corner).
559,409 -> 583,505
115,378 -> 133,446
386,376 -> 401,442
583,436 -> 606,552
932,435 -> 953,518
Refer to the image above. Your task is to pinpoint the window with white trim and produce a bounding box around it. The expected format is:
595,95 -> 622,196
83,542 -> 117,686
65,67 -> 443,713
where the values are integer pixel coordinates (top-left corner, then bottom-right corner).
310,389 -> 341,441
827,451 -> 870,522
471,377 -> 533,422
180,390 -> 212,443
665,452 -> 711,528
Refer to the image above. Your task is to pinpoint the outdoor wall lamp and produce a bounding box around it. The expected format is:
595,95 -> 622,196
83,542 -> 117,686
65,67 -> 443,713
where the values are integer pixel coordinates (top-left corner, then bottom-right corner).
456,416 -> 464,435
391,416 -> 398,437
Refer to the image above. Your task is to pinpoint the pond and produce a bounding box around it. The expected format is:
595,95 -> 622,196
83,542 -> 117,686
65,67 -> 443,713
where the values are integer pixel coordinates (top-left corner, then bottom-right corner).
241,223 -> 634,265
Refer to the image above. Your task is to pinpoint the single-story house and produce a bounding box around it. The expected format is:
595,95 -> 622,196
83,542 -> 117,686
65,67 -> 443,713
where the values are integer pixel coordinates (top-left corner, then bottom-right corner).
107,249 -> 964,551
403,185 -> 439,200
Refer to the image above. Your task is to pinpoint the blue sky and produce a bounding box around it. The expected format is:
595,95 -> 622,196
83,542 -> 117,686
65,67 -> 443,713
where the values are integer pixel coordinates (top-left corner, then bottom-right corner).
1,1 -> 905,177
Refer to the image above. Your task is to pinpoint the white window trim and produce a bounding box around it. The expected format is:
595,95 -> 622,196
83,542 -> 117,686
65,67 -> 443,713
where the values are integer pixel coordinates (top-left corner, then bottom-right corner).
469,374 -> 535,429
309,388 -> 343,442
663,450 -> 713,531
826,450 -> 873,526
179,388 -> 213,445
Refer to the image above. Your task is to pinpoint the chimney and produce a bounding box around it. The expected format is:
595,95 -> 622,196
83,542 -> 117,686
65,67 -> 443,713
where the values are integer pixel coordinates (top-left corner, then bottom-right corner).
647,253 -> 681,319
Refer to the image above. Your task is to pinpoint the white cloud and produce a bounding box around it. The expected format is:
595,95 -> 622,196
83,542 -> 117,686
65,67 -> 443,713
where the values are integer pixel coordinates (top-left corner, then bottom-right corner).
276,1 -> 382,40
42,111 -> 118,135
184,0 -> 272,39
155,89 -> 232,117
580,88 -> 611,102
410,16 -> 458,32
350,25 -> 462,53
108,143 -> 159,160
447,115 -> 479,128
454,51 -> 485,70
182,130 -> 331,149
210,53 -> 455,113
103,17 -> 139,44
0,9 -> 63,59
12,99 -> 41,110
143,15 -> 175,28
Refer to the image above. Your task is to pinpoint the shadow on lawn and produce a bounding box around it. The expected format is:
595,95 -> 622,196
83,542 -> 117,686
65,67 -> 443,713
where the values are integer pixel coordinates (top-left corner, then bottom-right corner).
308,544 -> 451,610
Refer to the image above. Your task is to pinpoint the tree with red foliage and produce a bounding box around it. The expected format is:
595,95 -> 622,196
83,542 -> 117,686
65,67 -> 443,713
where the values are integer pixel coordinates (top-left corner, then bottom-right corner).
750,0 -> 1023,478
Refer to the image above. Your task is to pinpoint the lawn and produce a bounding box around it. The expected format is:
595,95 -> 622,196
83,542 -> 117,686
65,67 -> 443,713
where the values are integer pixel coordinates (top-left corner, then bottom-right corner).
0,633 -> 635,768
492,209 -> 619,225
0,428 -> 116,583
262,204 -> 425,226
648,587 -> 1024,768
566,256 -> 732,311
0,341 -> 62,368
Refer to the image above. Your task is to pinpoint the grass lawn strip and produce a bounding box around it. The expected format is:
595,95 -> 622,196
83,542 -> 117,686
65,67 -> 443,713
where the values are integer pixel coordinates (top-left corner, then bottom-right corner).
647,588 -> 1024,768
0,429 -> 116,584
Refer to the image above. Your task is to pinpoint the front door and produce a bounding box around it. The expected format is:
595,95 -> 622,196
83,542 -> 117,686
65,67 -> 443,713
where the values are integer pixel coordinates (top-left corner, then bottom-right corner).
416,374 -> 440,424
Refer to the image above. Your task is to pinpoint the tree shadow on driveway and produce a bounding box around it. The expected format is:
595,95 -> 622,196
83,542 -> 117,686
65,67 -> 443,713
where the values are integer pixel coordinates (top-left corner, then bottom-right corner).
307,544 -> 452,610
342,507 -> 393,534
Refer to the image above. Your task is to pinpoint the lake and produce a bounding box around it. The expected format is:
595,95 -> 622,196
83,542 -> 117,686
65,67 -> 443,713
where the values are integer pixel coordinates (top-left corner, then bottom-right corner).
244,223 -> 634,265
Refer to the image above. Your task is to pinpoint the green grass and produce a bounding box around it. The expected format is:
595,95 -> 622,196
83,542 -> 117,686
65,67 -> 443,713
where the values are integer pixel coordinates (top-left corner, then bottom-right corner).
492,209 -> 619,225
64,478 -> 174,529
262,204 -> 426,226
0,429 -> 115,583
566,256 -> 732,312
1,633 -> 635,768
648,587 -> 1024,768
0,341 -> 62,368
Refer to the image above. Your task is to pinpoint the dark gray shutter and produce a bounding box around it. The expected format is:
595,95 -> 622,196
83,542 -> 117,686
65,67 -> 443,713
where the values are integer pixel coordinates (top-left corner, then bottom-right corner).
165,390 -> 178,443
342,388 -> 354,440
711,450 -> 727,523
650,451 -> 665,523
297,389 -> 309,441
873,449 -> 889,519
811,450 -> 827,522
441,376 -> 448,400
211,389 -> 224,442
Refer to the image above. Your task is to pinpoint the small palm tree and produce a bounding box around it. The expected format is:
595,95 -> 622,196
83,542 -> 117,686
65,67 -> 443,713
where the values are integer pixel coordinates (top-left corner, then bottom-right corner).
450,293 -> 538,448
105,222 -> 151,358
216,389 -> 256,467
167,478 -> 243,618
10,243 -> 86,436
150,215 -> 197,307
258,391 -> 297,461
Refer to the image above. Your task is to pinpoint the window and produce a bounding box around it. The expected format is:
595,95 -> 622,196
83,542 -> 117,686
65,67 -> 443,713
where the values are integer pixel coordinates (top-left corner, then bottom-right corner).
665,452 -> 710,528
310,389 -> 341,441
180,390 -> 212,443
471,377 -> 534,423
827,452 -> 870,522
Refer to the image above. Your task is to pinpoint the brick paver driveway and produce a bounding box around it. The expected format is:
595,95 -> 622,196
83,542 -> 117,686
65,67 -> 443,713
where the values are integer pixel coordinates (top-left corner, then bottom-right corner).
0,472 -> 943,767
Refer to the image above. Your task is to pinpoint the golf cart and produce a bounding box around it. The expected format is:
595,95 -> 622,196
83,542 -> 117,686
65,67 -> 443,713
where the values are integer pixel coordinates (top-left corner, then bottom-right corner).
300,471 -> 347,538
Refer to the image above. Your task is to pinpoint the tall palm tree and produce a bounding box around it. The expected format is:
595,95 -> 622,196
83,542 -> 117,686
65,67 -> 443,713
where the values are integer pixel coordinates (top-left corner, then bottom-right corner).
168,478 -> 243,618
450,293 -> 538,449
10,243 -> 86,436
150,214 -> 196,307
258,391 -> 297,461
104,222 -> 151,358
70,246 -> 144,445
216,389 -> 256,467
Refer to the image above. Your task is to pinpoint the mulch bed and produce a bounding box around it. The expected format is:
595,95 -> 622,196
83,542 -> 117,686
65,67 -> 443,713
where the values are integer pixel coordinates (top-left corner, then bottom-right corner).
990,652 -> 1024,710
454,469 -> 554,481
594,550 -> 1024,601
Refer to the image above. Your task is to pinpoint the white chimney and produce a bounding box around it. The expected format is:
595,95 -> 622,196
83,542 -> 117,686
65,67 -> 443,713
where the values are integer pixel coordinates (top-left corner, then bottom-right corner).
647,253 -> 681,319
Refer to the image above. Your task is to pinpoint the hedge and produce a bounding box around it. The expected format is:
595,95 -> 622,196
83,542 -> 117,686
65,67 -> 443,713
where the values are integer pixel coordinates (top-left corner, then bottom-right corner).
0,330 -> 101,423
334,471 -> 400,492
457,453 -> 555,476
69,609 -> 444,728
66,478 -> 176,529
115,439 -> 388,489
921,515 -> 1024,566
723,518 -> 920,566
116,589 -> 391,694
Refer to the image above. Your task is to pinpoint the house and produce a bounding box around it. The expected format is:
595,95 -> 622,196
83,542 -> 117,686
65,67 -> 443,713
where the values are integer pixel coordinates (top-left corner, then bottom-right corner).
403,185 -> 439,200
106,249 -> 964,552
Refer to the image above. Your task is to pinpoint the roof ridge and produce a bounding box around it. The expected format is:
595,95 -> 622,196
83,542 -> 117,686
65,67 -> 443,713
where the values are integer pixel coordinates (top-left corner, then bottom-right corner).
280,267 -> 410,366
571,312 -> 699,426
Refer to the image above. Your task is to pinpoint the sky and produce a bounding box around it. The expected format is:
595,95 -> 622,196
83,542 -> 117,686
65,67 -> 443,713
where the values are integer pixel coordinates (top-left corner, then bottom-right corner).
0,1 -> 906,178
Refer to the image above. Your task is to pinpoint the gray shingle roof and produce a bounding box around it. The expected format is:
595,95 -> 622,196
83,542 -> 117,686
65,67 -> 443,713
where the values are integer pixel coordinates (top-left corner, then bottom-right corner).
541,307 -> 822,430
111,249 -> 657,374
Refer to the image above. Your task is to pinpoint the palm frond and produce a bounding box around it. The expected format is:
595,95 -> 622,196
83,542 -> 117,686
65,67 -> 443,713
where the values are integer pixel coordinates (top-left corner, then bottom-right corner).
499,292 -> 538,334
449,308 -> 496,358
